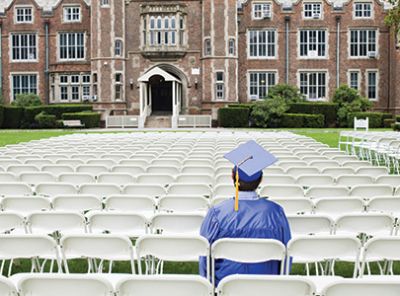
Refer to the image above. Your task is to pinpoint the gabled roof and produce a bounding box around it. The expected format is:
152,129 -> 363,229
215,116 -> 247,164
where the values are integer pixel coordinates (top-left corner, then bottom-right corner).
0,0 -> 91,14
139,67 -> 180,83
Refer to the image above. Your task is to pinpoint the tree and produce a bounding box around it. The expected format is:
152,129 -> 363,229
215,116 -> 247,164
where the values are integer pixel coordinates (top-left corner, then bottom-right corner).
385,0 -> 400,32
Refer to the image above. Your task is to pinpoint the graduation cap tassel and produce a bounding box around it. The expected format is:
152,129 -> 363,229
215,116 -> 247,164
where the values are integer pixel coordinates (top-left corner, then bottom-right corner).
235,167 -> 239,212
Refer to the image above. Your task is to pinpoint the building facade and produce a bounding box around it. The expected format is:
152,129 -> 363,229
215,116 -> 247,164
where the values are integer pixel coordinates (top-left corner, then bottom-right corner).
0,0 -> 398,125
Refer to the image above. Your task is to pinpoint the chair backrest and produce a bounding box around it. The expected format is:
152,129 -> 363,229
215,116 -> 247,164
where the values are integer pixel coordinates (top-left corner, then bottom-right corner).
158,195 -> 209,213
18,274 -> 114,296
35,183 -> 77,197
87,211 -> 148,237
2,196 -> 51,214
136,235 -> 209,275
216,275 -> 316,296
335,214 -> 394,237
123,184 -> 166,198
60,234 -> 135,273
356,167 -> 389,178
175,174 -> 213,186
367,196 -> 400,217
76,165 -> 109,176
259,185 -> 304,198
41,165 -> 74,176
52,195 -> 102,213
322,279 -> 400,296
111,165 -> 146,175
79,183 -> 122,199
260,175 -> 296,186
7,165 -> 40,174
375,175 -> 400,187
305,186 -> 350,199
58,173 -> 95,186
86,159 -> 117,168
354,117 -> 369,131
136,174 -> 175,186
0,173 -> 18,182
285,167 -> 320,177
296,175 -> 335,187
321,167 -> 355,178
0,182 -> 33,196
287,215 -> 333,237
336,175 -> 375,187
26,212 -> 86,235
19,172 -> 57,185
314,198 -> 365,219
0,212 -> 25,234
97,173 -> 136,186
350,185 -> 393,199
116,275 -> 213,296
167,184 -> 212,197
271,198 -> 313,215
146,166 -> 180,176
151,213 -> 205,235
0,276 -> 17,296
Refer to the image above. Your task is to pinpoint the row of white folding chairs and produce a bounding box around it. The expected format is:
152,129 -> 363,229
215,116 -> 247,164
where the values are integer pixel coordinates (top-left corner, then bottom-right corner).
2,273 -> 400,296
0,211 -> 205,237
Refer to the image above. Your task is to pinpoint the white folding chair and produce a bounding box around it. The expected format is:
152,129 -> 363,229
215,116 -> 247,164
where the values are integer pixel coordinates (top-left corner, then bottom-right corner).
150,159 -> 181,168
19,172 -> 57,186
356,167 -> 389,178
58,173 -> 96,186
150,213 -> 205,235
26,211 -> 86,236
111,165 -> 146,175
310,160 -> 341,171
0,275 -> 17,295
0,182 -> 33,196
158,195 -> 209,213
60,234 -> 136,273
1,197 -> 51,215
0,234 -> 60,275
79,183 -> 121,199
285,167 -> 320,177
146,166 -> 180,176
375,175 -> 400,187
305,186 -> 350,199
260,175 -> 296,186
211,238 -> 286,287
350,185 -> 394,199
271,198 -> 314,215
7,165 -> 40,174
41,165 -> 74,177
278,161 -> 308,170
123,185 -> 167,198
321,167 -> 355,178
136,174 -> 175,187
52,195 -> 102,213
175,174 -> 213,186
97,173 -> 136,186
296,175 -> 335,187
314,198 -> 365,219
367,196 -> 400,218
287,215 -> 333,237
342,161 -> 372,170
336,175 -> 375,187
136,235 -> 209,276
104,195 -> 156,218
167,184 -> 212,198
116,275 -> 212,296
87,211 -> 148,237
322,278 -> 400,296
0,173 -> 17,182
216,275 -> 316,296
17,274 -> 114,296
286,236 -> 361,277
86,159 -> 117,168
35,183 -> 77,197
55,159 -> 85,168
76,165 -> 109,177
259,185 -> 304,198
0,212 -> 26,234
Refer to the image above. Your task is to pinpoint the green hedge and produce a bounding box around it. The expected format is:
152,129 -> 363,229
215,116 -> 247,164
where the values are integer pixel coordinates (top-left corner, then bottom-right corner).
218,107 -> 250,127
24,104 -> 93,127
396,115 -> 400,122
3,106 -> 24,128
280,113 -> 325,128
0,105 -> 3,128
35,112 -> 57,129
384,119 -> 396,128
347,112 -> 387,128
62,112 -> 101,128
288,102 -> 338,127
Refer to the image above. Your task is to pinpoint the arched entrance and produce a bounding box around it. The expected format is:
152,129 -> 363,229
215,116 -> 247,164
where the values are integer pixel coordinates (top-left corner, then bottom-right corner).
148,74 -> 173,114
138,66 -> 184,128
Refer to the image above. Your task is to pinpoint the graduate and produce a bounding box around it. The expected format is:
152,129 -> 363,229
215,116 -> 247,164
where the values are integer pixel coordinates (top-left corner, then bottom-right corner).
199,140 -> 292,285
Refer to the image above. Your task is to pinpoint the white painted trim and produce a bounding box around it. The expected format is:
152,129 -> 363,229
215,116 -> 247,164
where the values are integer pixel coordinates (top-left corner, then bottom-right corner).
62,5 -> 82,24
246,69 -> 279,101
14,5 -> 34,24
347,69 -> 361,91
297,69 -> 329,101
297,28 -> 329,60
57,32 -> 87,62
246,28 -> 278,60
251,1 -> 273,21
347,28 -> 379,59
9,32 -> 39,63
365,68 -> 379,101
352,1 -> 374,20
9,72 -> 40,102
302,1 -> 324,20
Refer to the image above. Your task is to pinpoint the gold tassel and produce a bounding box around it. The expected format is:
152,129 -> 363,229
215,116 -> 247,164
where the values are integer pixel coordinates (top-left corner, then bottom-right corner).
235,167 -> 239,212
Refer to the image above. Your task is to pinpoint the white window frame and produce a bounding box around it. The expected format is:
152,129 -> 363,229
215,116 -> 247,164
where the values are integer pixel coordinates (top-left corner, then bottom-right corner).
58,32 -> 86,61
148,16 -> 177,47
347,69 -> 361,91
247,29 -> 277,59
252,2 -> 272,20
348,28 -> 378,59
114,72 -> 123,101
303,2 -> 323,19
10,33 -> 38,62
298,70 -> 328,101
214,71 -> 225,101
353,2 -> 373,19
204,38 -> 212,56
114,39 -> 123,56
14,6 -> 34,24
63,6 -> 81,23
10,72 -> 39,102
228,37 -> 236,56
100,0 -> 110,8
366,69 -> 379,101
247,71 -> 277,100
298,29 -> 327,59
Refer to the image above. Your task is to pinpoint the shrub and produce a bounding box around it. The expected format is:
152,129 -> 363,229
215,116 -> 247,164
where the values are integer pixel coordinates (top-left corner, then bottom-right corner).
287,102 -> 338,127
12,93 -> 42,107
348,112 -> 385,128
332,85 -> 372,127
227,104 -> 254,109
218,107 -> 250,127
384,118 -> 396,128
2,106 -> 23,128
393,122 -> 400,131
280,113 -> 324,128
62,112 -> 101,128
24,104 -> 93,127
267,84 -> 305,103
250,96 -> 289,128
34,112 -> 57,128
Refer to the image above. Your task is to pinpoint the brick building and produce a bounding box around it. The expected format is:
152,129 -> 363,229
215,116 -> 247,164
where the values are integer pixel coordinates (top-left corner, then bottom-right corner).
0,0 -> 398,126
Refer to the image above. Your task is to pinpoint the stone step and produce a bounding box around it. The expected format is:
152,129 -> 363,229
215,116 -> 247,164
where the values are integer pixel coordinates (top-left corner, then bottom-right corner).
145,116 -> 172,128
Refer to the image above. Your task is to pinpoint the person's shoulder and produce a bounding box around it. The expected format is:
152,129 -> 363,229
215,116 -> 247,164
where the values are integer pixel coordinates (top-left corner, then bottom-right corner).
258,197 -> 286,213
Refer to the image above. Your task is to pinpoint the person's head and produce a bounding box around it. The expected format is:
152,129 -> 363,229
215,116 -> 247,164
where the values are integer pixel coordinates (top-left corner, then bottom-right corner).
232,167 -> 263,191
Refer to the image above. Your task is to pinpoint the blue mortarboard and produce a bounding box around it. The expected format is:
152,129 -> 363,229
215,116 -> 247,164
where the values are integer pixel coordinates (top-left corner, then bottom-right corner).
224,140 -> 278,211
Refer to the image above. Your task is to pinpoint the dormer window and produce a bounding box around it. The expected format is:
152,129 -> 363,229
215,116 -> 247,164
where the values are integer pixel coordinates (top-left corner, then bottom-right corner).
252,3 -> 272,20
354,2 -> 372,18
15,7 -> 33,23
63,6 -> 81,23
303,3 -> 322,19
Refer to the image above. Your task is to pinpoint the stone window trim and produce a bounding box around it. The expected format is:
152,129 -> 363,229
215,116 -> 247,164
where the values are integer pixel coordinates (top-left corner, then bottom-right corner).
247,28 -> 277,59
347,69 -> 361,91
303,2 -> 323,20
63,5 -> 82,23
353,2 -> 374,19
204,37 -> 212,56
114,72 -> 124,102
114,39 -> 123,56
298,28 -> 328,59
214,71 -> 225,101
297,70 -> 329,101
252,2 -> 273,20
14,5 -> 34,24
10,32 -> 38,63
247,70 -> 278,100
228,37 -> 236,56
365,69 -> 379,101
51,73 -> 91,103
10,72 -> 39,102
348,28 -> 378,59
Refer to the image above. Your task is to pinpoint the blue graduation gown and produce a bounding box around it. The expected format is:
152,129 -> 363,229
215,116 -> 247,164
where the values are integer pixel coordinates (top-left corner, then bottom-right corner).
199,191 -> 292,286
